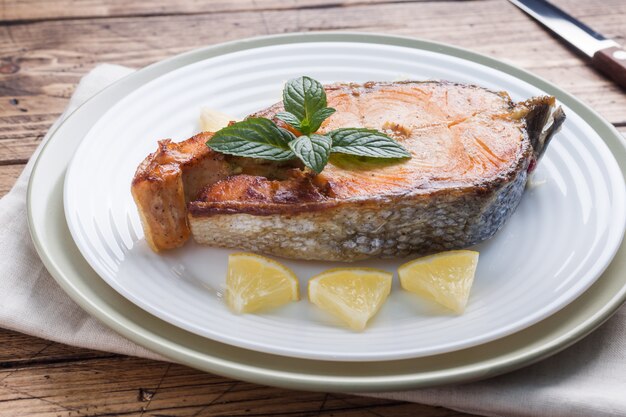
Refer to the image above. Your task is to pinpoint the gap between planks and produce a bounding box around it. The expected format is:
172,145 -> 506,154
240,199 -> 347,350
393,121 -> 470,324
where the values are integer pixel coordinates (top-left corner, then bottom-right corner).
2,0 -> 624,25
0,0 -> 479,24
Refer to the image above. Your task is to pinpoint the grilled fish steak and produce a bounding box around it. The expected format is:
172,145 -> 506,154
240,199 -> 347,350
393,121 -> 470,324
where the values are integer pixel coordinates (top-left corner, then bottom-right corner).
132,81 -> 565,261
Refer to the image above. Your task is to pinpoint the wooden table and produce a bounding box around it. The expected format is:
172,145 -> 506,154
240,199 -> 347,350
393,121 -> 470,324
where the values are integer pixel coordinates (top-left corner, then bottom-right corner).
1,0 -> 625,415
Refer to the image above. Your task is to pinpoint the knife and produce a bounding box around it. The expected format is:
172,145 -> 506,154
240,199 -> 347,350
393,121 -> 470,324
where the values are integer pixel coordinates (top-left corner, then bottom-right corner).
508,0 -> 626,89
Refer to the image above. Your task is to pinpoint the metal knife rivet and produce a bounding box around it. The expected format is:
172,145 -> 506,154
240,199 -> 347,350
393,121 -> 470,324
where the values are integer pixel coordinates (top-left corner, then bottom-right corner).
613,51 -> 626,60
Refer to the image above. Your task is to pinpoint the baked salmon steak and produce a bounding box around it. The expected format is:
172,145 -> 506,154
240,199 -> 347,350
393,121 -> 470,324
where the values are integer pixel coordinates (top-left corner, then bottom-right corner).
132,81 -> 565,261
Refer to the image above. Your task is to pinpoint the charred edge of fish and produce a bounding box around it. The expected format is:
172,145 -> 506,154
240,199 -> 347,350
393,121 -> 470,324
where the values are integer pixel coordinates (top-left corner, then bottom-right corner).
522,96 -> 567,162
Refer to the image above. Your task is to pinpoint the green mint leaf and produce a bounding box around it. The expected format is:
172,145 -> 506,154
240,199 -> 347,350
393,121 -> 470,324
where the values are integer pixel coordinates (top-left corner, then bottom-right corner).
308,107 -> 336,133
283,76 -> 327,126
207,118 -> 296,161
275,111 -> 302,132
288,134 -> 332,174
328,128 -> 411,158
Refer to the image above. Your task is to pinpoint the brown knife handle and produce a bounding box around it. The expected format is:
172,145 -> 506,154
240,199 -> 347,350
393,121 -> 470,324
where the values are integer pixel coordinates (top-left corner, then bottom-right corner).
592,45 -> 626,90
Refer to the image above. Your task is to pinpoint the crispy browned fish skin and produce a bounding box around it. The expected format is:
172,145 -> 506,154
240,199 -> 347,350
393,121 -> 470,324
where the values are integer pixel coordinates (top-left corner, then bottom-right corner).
132,81 -> 565,259
131,134 -> 224,251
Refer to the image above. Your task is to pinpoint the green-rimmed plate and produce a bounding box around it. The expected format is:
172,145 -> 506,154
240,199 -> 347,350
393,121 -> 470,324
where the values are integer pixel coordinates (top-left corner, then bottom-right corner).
27,33 -> 626,391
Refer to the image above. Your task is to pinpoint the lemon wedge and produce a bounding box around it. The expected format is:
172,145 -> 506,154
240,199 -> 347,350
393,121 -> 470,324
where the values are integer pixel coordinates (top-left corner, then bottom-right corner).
308,268 -> 392,331
398,250 -> 479,313
199,107 -> 238,132
226,253 -> 299,313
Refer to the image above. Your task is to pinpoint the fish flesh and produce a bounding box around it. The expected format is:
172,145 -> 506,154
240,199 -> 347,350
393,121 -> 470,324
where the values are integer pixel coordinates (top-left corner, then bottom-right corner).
131,81 -> 565,261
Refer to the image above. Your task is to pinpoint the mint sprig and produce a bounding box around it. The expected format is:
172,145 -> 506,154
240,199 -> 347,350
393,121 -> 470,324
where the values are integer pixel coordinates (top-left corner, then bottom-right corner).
277,77 -> 337,135
282,76 -> 327,132
207,76 -> 411,173
328,128 -> 411,158
288,134 -> 332,174
207,118 -> 296,161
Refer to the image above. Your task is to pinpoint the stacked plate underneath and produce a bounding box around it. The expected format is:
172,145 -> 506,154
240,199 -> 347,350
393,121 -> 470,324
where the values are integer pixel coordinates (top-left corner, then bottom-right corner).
28,33 -> 626,391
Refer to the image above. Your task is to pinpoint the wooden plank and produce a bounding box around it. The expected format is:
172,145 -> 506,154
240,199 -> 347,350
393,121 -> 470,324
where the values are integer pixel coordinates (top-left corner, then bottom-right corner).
1,0 -> 437,22
0,96 -> 61,162
0,330 -> 117,368
2,0 -> 624,24
0,0 -> 624,162
0,330 -> 467,417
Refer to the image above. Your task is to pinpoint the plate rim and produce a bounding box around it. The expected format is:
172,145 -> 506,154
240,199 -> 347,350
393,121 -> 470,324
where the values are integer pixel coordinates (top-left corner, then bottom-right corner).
27,32 -> 626,390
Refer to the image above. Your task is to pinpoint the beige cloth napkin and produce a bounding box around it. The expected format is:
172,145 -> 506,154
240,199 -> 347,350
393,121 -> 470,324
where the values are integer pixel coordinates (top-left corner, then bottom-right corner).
1,65 -> 625,417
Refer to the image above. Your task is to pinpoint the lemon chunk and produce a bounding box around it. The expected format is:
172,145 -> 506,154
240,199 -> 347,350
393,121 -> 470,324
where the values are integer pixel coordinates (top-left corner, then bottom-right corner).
398,250 -> 479,313
308,268 -> 392,331
199,107 -> 238,132
226,253 -> 299,313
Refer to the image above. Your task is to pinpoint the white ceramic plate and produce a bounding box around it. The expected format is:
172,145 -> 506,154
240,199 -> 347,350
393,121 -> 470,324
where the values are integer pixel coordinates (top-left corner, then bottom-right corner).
63,40 -> 626,361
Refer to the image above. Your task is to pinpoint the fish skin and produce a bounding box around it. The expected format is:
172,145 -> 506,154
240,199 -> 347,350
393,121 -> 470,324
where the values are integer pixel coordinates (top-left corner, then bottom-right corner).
189,172 -> 529,260
132,81 -> 565,260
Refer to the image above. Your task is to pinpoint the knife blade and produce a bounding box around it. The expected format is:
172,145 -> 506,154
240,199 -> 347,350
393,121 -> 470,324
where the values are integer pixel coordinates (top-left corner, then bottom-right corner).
508,0 -> 626,89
